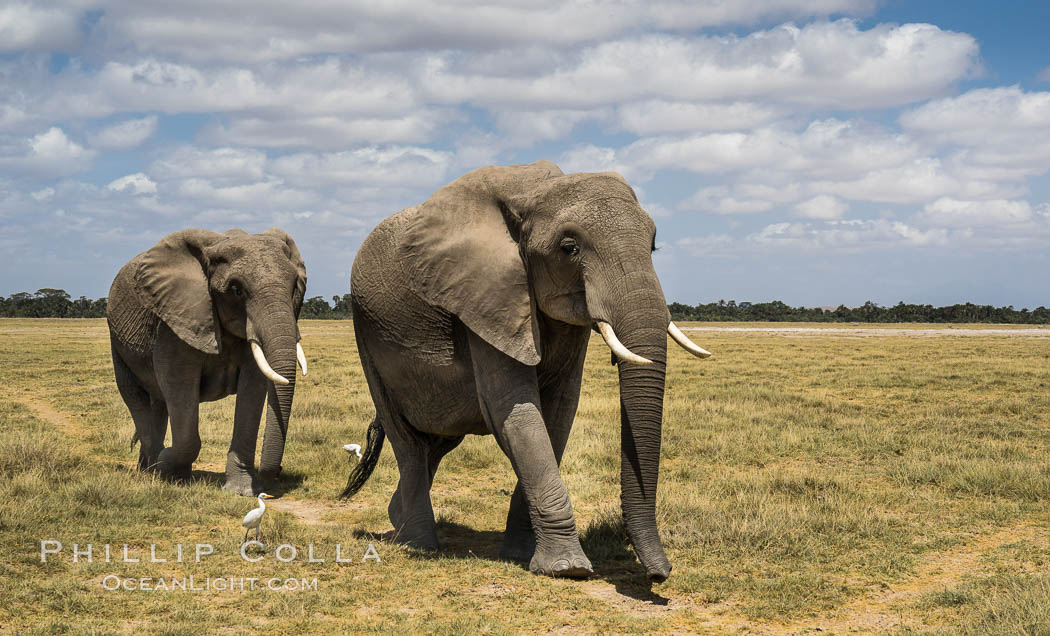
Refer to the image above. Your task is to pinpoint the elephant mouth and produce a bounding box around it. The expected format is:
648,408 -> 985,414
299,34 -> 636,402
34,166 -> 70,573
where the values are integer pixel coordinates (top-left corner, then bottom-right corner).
247,338 -> 308,386
250,340 -> 290,385
593,320 -> 712,364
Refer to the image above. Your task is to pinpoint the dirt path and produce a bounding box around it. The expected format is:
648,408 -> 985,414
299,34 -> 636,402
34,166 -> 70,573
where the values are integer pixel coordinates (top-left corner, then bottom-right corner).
11,391 -> 91,439
771,523 -> 1045,634
572,522 -> 1046,634
265,497 -> 368,524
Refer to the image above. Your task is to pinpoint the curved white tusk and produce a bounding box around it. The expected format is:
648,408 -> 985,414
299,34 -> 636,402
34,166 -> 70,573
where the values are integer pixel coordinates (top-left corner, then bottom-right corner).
251,341 -> 290,385
596,321 -> 653,365
667,321 -> 712,358
296,341 -> 308,376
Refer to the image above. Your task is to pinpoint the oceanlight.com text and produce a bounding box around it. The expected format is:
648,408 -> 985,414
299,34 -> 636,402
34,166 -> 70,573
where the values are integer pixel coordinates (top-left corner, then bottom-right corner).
100,575 -> 318,592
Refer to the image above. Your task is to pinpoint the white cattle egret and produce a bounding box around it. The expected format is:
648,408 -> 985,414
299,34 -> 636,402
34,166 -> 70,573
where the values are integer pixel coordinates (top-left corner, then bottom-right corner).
343,443 -> 362,459
242,493 -> 274,542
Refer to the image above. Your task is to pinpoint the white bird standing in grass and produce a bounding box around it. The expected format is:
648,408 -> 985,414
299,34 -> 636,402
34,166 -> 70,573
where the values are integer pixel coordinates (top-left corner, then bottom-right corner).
242,493 -> 274,542
343,443 -> 362,459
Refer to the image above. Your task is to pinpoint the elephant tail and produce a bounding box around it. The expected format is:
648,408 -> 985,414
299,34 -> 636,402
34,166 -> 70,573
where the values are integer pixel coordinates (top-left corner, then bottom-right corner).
130,430 -> 140,450
339,418 -> 384,499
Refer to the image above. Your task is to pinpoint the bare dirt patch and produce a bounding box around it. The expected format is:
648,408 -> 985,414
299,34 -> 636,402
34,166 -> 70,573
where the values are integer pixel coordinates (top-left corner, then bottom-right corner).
682,326 -> 1050,338
579,580 -> 755,633
267,497 -> 355,525
771,523 -> 1047,634
14,392 -> 90,438
571,523 -> 1049,634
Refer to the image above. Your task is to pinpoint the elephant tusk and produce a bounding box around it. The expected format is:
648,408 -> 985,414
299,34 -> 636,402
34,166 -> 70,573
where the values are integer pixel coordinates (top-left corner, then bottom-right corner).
251,342 -> 290,385
296,341 -> 308,376
596,321 -> 653,365
667,321 -> 712,358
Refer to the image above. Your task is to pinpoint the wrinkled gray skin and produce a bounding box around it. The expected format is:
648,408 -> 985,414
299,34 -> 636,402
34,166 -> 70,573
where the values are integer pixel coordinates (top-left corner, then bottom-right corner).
107,228 -> 307,496
342,161 -> 677,582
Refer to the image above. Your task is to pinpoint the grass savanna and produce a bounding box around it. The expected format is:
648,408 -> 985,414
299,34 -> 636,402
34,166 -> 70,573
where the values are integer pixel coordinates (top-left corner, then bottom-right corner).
1,319 -> 1049,633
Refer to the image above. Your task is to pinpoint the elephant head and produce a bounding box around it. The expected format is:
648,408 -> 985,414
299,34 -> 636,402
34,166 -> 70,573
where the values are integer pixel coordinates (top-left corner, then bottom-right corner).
401,160 -> 709,581
134,227 -> 307,476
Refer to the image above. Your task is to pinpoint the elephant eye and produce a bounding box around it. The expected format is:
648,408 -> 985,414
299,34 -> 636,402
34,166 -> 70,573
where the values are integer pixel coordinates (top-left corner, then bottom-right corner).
228,281 -> 244,297
560,238 -> 579,256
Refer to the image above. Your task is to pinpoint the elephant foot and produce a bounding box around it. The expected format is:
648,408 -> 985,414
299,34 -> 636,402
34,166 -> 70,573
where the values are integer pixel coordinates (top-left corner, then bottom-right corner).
389,498 -> 438,551
224,454 -> 260,496
160,464 -> 193,482
387,490 -> 404,528
499,530 -> 536,563
391,523 -> 439,552
259,465 -> 282,480
386,480 -> 438,550
156,448 -> 193,482
223,480 -> 258,497
137,453 -> 161,473
529,544 -> 593,579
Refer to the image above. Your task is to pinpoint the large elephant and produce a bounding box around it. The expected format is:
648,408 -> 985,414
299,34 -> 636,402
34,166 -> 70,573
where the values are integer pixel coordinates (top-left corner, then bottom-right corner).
107,228 -> 308,496
341,161 -> 710,581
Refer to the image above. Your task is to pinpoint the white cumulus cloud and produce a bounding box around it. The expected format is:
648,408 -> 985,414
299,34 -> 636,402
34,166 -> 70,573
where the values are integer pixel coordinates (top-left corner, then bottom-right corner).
901,86 -> 1050,179
0,127 -> 95,177
0,3 -> 79,53
31,127 -> 89,162
794,195 -> 848,220
150,147 -> 267,183
90,116 -> 159,150
107,173 -> 158,195
270,146 -> 452,188
681,185 -> 777,215
918,198 -> 1033,228
421,21 -> 978,111
79,1 -> 879,64
617,100 -> 780,134
751,219 -> 949,248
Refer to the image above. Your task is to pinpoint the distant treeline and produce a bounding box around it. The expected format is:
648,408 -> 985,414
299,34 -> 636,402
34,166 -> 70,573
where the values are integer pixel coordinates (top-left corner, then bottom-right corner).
0,289 -> 109,318
668,300 -> 1050,324
0,289 -> 355,319
3,289 -> 1049,324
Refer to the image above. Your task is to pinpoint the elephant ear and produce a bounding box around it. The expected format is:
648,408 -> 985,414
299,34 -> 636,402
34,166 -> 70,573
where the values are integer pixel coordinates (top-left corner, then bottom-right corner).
400,161 -> 563,366
593,171 -> 638,201
262,228 -> 308,317
134,229 -> 225,354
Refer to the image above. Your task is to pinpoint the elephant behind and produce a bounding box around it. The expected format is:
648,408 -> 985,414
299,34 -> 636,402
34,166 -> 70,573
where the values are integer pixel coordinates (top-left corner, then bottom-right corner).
107,228 -> 308,496
340,161 -> 710,581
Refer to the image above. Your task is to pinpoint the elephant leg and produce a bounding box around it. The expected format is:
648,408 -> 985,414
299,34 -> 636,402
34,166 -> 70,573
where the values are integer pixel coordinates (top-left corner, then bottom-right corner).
155,371 -> 202,481
500,390 -> 579,562
224,358 -> 265,496
426,435 -> 464,485
143,398 -> 168,469
157,401 -> 201,481
385,424 -> 440,551
501,327 -> 588,563
386,432 -> 463,549
468,332 -> 591,578
112,346 -> 167,470
393,434 -> 464,525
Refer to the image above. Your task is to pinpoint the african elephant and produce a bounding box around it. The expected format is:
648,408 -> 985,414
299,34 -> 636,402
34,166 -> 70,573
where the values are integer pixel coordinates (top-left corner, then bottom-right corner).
107,228 -> 308,496
340,161 -> 710,581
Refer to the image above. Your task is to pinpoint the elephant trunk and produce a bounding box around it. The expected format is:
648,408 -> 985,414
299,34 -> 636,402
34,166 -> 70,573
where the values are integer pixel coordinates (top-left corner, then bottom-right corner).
248,298 -> 298,478
617,319 -> 671,582
591,268 -> 673,582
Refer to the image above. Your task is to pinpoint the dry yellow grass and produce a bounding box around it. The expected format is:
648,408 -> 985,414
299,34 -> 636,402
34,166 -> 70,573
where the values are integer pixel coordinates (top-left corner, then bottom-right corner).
1,318 -> 1049,633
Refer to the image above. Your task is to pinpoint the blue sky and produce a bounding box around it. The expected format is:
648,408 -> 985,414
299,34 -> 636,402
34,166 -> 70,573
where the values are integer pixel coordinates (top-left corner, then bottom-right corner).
2,1 -> 1049,308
